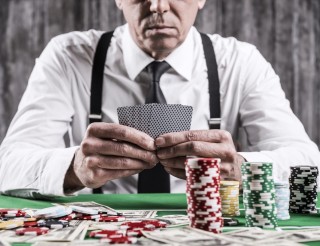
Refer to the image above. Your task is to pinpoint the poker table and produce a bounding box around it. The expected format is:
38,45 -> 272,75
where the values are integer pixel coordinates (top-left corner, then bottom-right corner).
0,193 -> 320,245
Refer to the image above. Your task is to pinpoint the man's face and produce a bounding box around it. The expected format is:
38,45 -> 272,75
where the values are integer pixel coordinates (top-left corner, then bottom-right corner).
116,0 -> 206,59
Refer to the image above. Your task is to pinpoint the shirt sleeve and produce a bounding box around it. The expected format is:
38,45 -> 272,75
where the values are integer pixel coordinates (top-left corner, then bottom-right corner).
237,46 -> 320,183
0,38 -> 79,197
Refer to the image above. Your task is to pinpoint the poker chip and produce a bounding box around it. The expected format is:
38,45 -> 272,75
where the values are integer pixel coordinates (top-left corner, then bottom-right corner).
185,157 -> 223,234
34,206 -> 73,219
220,181 -> 240,217
99,215 -> 126,222
275,182 -> 290,220
58,213 -> 76,221
100,234 -> 138,244
223,217 -> 239,226
289,166 -> 318,214
70,205 -> 99,215
0,220 -> 24,229
16,227 -> 49,236
37,219 -> 69,229
121,220 -> 166,230
76,214 -> 101,220
90,229 -> 124,238
241,162 -> 278,229
23,221 -> 38,227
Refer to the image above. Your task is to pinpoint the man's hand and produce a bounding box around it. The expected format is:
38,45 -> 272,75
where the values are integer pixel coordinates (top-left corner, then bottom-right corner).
64,123 -> 158,193
155,130 -> 245,181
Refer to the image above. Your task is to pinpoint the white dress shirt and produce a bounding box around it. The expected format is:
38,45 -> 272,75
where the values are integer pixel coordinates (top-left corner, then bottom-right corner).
0,24 -> 319,196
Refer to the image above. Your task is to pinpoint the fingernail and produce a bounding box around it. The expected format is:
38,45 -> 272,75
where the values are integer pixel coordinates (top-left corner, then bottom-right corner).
156,137 -> 165,147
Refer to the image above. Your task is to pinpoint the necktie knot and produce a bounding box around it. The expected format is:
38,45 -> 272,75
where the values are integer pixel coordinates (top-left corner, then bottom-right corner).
145,61 -> 170,104
150,61 -> 171,83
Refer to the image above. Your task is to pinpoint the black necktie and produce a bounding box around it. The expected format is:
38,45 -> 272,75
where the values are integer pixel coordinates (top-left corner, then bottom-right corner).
138,61 -> 171,193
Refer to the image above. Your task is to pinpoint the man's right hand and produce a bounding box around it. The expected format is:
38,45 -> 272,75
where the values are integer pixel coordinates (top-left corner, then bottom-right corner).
63,123 -> 158,193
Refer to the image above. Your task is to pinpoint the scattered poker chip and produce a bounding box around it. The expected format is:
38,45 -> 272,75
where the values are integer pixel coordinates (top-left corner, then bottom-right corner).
121,219 -> 166,230
58,213 -> 76,221
37,219 -> 69,229
16,227 -> 49,236
76,214 -> 101,220
90,229 -> 124,238
70,205 -> 99,215
0,220 -> 24,229
223,217 -> 239,226
34,206 -> 72,219
99,215 -> 126,222
23,221 -> 38,227
289,166 -> 318,214
186,157 -> 223,234
241,162 -> 278,229
100,234 -> 138,244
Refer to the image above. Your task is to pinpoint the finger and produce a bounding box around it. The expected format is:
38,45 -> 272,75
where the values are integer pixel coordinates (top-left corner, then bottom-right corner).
83,155 -> 156,170
87,123 -> 155,151
157,141 -> 233,159
164,167 -> 186,180
159,157 -> 186,169
81,138 -> 158,164
155,130 -> 232,147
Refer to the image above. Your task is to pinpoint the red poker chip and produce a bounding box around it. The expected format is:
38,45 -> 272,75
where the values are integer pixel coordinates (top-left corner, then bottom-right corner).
77,214 -> 101,220
0,209 -> 19,215
16,227 -> 49,236
90,229 -> 123,238
100,234 -> 138,244
58,213 -> 76,221
98,215 -> 125,222
23,221 -> 38,227
121,220 -> 166,230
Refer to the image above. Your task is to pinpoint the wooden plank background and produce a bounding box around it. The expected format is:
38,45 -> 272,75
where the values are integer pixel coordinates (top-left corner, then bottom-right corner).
0,0 -> 320,146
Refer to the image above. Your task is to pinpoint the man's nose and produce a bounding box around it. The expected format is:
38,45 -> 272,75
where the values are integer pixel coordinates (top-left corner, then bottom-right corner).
149,0 -> 170,14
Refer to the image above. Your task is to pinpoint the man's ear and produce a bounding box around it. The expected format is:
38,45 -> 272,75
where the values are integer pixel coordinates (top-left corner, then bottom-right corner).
115,0 -> 123,10
198,0 -> 206,9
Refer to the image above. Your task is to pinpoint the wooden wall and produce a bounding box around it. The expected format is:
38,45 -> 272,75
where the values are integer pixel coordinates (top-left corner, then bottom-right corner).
1,0 -> 320,146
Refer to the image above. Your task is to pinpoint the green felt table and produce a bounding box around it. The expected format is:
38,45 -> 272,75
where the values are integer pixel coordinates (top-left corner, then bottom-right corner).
0,193 -> 320,245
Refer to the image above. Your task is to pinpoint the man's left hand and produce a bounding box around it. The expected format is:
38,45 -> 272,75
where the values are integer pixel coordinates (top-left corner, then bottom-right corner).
155,130 -> 245,181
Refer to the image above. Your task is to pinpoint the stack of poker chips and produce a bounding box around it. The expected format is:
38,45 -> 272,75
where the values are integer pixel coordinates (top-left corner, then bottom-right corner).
185,157 -> 223,234
220,181 -> 240,217
289,166 -> 319,214
241,162 -> 278,228
275,182 -> 290,220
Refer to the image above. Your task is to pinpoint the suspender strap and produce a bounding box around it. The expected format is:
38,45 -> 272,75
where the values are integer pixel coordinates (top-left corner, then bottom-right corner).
89,31 -> 114,124
200,33 -> 221,129
90,31 -> 114,194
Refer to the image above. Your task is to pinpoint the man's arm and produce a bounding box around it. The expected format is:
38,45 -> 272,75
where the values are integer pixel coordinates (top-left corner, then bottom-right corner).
155,45 -> 320,183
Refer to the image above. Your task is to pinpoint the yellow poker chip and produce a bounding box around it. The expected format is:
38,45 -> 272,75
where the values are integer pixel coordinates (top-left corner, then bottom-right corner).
0,220 -> 24,229
220,181 -> 240,217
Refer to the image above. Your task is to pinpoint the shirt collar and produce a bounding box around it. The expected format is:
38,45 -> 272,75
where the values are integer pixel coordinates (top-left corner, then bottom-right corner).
122,24 -> 194,81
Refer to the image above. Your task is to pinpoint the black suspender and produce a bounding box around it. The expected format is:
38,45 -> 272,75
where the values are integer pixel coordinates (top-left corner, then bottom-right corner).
89,31 -> 221,194
200,33 -> 221,129
89,31 -> 114,124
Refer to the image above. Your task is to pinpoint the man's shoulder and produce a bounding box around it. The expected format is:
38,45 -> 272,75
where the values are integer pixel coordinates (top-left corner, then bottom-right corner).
207,33 -> 257,56
50,30 -> 105,50
48,26 -> 125,51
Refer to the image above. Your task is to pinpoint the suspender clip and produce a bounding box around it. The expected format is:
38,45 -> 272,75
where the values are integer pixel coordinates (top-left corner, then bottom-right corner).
89,114 -> 102,123
208,118 -> 221,129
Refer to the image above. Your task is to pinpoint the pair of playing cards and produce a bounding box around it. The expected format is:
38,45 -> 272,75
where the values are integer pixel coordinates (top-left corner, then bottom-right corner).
117,103 -> 193,138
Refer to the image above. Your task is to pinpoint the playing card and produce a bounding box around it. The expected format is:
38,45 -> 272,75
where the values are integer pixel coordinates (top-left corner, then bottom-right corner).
118,104 -> 193,138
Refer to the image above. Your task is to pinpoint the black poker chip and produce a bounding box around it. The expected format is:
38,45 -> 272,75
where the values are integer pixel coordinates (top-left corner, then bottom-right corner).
37,219 -> 69,229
